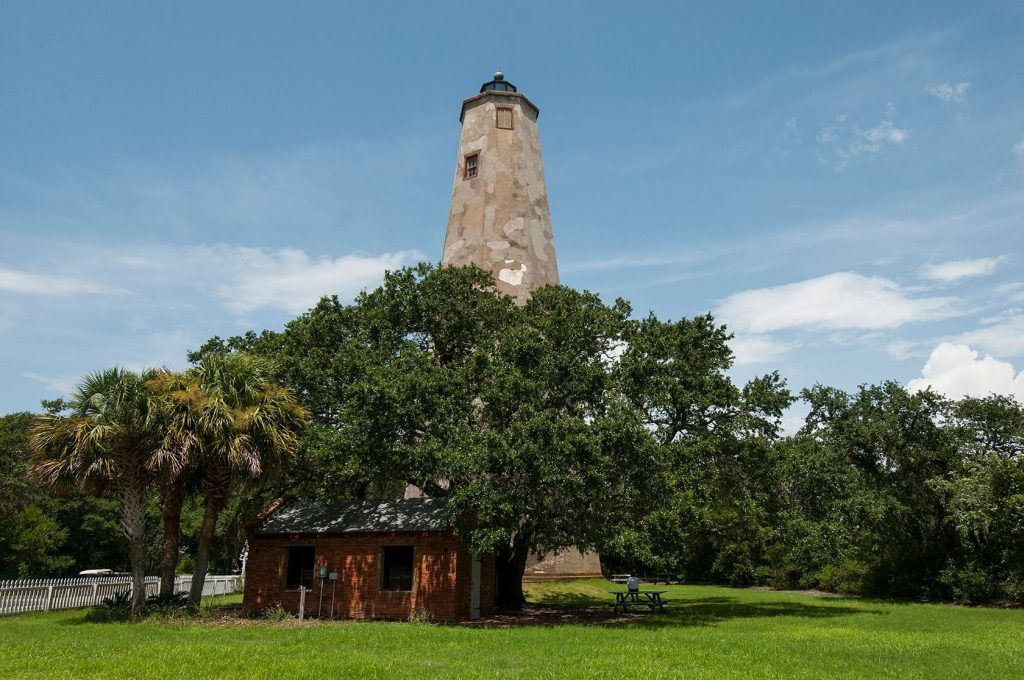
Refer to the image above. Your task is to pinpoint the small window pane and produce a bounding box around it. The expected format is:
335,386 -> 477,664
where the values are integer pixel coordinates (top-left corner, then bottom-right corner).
382,546 -> 414,591
285,546 -> 315,589
496,108 -> 513,130
464,153 -> 479,179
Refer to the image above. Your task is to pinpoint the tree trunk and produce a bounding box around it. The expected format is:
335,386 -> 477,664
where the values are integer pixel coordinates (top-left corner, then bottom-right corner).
159,478 -> 186,595
495,536 -> 531,610
188,470 -> 229,608
119,482 -> 148,617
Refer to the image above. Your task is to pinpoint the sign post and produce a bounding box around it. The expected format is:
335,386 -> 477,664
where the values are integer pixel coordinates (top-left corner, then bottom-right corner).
317,566 -> 327,618
329,572 -> 338,619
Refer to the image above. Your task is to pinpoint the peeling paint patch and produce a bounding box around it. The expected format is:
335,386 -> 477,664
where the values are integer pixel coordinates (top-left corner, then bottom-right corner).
443,239 -> 467,262
498,263 -> 527,286
503,216 -> 525,236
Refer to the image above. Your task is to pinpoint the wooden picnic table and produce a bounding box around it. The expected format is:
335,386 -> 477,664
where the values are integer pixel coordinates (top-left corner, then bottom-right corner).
610,590 -> 669,614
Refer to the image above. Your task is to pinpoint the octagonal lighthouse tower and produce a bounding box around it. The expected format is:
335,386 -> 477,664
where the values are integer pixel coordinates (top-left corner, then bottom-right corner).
440,74 -> 602,581
442,72 -> 558,304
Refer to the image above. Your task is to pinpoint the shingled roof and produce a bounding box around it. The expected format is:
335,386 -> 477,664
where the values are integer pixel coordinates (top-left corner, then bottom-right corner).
253,497 -> 449,535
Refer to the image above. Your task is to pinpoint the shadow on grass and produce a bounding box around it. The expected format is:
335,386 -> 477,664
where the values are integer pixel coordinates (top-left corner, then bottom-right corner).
58,601 -> 244,626
476,594 -> 883,629
656,597 -> 880,628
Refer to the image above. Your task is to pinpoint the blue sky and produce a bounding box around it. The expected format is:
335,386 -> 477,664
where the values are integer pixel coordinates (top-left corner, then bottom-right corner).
2,1 -> 1023,422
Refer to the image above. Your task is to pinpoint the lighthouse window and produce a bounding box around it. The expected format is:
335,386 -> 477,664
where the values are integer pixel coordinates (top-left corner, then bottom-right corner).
496,107 -> 514,130
464,153 -> 479,179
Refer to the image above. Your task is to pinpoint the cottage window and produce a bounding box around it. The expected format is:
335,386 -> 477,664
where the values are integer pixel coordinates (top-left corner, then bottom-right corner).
464,153 -> 479,179
496,107 -> 513,130
284,546 -> 315,589
381,546 -> 414,591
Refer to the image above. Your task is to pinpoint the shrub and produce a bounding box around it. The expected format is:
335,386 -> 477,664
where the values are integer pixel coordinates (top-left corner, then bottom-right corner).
711,545 -> 758,586
1002,573 -> 1024,605
408,607 -> 434,625
938,566 -> 998,605
86,590 -> 132,622
816,560 -> 868,595
261,602 -> 294,622
145,591 -> 192,619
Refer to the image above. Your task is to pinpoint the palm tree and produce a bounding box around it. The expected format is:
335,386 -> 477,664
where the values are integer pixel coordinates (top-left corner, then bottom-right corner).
156,353 -> 307,607
30,368 -> 165,616
147,368 -> 200,597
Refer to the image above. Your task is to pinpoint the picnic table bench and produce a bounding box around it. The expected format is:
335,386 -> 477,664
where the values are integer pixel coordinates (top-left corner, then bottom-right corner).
608,590 -> 670,614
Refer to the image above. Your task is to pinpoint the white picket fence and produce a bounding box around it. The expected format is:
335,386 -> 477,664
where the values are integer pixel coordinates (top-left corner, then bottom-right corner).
0,574 -> 244,616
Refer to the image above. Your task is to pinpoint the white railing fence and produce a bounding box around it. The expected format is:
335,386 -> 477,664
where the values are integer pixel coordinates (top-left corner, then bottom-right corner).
172,574 -> 245,599
0,574 -> 244,616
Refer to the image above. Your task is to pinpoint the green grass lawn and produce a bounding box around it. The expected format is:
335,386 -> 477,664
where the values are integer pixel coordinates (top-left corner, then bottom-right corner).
1,580 -> 1022,679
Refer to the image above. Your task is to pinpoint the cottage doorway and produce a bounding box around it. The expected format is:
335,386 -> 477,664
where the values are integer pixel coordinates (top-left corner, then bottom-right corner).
470,555 -> 482,619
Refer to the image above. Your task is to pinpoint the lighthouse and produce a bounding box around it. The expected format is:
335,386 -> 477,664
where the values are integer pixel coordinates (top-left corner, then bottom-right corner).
441,73 -> 602,581
442,72 -> 559,304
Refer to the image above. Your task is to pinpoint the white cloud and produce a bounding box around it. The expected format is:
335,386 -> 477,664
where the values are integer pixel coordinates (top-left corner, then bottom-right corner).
1015,136 -> 1024,160
782,117 -> 801,145
729,334 -> 799,365
996,282 -> 1024,295
202,245 -> 423,314
3,239 -> 425,315
995,282 -> 1024,303
779,403 -> 810,436
0,266 -> 123,296
887,339 -> 929,360
23,371 -> 79,395
563,247 -> 719,273
816,105 -> 910,170
928,81 -> 970,104
716,272 -> 960,334
852,120 -> 910,154
955,315 -> 1024,358
908,342 -> 1024,401
113,255 -> 164,269
920,256 -> 1004,282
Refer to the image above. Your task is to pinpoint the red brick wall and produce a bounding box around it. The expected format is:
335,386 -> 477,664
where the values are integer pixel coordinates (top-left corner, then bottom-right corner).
243,530 -> 494,621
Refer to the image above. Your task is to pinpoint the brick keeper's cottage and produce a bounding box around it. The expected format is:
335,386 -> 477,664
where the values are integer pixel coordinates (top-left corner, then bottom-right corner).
243,498 -> 495,621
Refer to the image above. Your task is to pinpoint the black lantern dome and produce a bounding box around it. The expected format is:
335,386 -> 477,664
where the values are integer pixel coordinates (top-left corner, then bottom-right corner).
480,71 -> 517,93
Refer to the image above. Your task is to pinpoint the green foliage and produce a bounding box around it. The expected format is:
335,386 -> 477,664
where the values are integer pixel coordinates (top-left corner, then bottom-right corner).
604,313 -> 792,585
144,591 -> 192,619
86,590 -> 133,622
191,263 -> 1024,605
10,262 -> 1024,612
0,412 -> 127,578
10,505 -> 72,578
815,560 -> 870,595
764,386 -> 1024,604
30,367 -> 165,615
260,602 -> 295,622
148,352 -> 308,606
231,264 -> 676,603
176,555 -> 196,575
407,607 -> 434,624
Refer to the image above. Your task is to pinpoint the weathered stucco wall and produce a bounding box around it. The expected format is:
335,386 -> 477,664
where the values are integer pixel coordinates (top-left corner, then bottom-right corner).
440,85 -> 601,581
442,91 -> 558,304
523,548 -> 603,581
